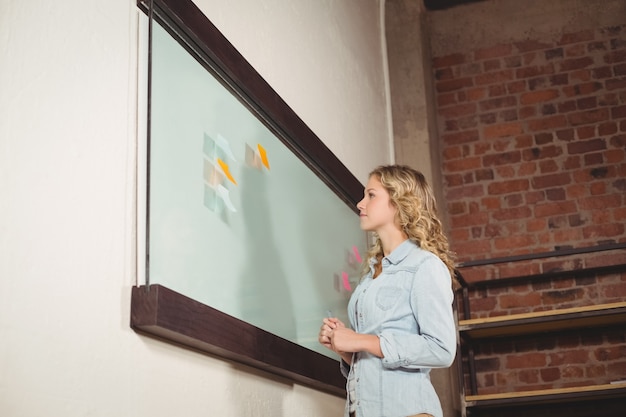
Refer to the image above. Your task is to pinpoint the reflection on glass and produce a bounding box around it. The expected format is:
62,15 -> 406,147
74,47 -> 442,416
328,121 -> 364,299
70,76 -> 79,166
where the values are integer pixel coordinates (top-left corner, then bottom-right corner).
149,21 -> 366,358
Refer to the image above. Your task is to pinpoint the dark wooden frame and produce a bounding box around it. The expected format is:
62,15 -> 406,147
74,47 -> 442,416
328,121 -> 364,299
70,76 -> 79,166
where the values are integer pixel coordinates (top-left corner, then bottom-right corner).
131,285 -> 346,395
131,0 -> 364,396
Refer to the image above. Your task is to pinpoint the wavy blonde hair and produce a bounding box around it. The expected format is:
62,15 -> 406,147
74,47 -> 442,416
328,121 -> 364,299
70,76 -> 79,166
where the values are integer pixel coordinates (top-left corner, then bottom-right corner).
364,165 -> 457,286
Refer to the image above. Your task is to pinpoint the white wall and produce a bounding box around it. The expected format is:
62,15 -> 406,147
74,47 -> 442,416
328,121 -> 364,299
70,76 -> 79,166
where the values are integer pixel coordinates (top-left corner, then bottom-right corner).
0,1 -> 391,416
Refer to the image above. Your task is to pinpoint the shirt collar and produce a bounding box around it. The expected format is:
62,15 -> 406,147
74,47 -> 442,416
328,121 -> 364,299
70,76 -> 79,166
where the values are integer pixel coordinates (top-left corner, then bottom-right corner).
369,239 -> 416,267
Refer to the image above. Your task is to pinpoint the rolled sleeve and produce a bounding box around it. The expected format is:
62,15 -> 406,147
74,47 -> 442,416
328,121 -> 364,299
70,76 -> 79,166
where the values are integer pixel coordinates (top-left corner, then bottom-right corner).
379,257 -> 456,369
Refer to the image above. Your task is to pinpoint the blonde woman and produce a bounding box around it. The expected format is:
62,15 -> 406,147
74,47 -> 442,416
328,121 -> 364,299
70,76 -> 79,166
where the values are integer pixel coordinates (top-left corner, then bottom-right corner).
319,165 -> 457,417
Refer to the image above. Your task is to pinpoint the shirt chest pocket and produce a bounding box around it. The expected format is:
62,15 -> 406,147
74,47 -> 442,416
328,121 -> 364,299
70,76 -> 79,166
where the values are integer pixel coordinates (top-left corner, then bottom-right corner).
375,286 -> 403,310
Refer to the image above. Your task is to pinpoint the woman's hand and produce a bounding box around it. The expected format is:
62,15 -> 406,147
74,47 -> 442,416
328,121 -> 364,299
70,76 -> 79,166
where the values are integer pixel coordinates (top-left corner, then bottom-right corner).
318,317 -> 345,351
319,317 -> 383,359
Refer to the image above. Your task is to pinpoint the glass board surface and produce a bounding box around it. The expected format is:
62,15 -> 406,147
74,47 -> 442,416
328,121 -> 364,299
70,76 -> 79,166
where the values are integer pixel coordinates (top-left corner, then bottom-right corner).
149,21 -> 367,358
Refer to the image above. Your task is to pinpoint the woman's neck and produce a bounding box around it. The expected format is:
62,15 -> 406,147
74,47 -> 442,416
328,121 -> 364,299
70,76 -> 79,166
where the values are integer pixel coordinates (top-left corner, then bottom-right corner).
378,227 -> 408,257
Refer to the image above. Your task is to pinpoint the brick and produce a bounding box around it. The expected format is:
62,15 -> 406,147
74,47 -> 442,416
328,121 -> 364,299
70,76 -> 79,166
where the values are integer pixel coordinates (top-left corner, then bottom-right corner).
434,67 -> 455,81
606,77 -> 626,90
544,48 -> 564,60
436,77 -> 474,92
437,92 -> 457,107
550,73 -> 569,86
442,130 -> 480,145
556,129 -> 575,141
498,292 -> 544,310
576,125 -> 596,139
483,59 -> 501,72
562,81 -> 603,97
518,369 -> 540,384
559,57 -> 595,72
539,367 -> 561,382
611,105 -> 626,119
475,169 -> 495,182
539,159 -> 565,172
583,223 -> 626,239
501,109 -> 518,121
576,96 -> 597,110
531,173 -> 572,189
466,87 -> 487,102
505,351 -> 547,369
578,194 -> 622,210
535,132 -> 553,145
480,96 -> 517,111
613,178 -> 626,191
438,102 -> 477,118
475,357 -> 501,373
516,64 -> 555,79
534,201 -> 577,217
571,69 -> 591,82
558,29 -> 595,45
520,89 -> 559,105
483,122 -> 523,139
584,152 -> 604,166
504,193 -> 524,207
527,145 -> 563,161
432,53 -> 466,68
507,80 -> 527,94
543,288 -> 584,302
567,108 -> 610,126
588,41 -> 607,52
602,283 -> 626,298
504,56 -> 522,68
615,63 -> 626,76
610,38 -> 626,49
548,348 -> 590,366
558,100 -> 577,113
519,106 -> 537,119
495,165 -> 515,178
567,138 -> 607,154
515,134 -> 534,148
444,156 -> 482,172
603,49 -> 626,64
516,39 -> 553,52
598,120 -> 626,136
459,62 -> 483,77
527,115 -> 567,132
475,44 -> 513,60
541,104 -> 557,116
475,70 -> 514,86
446,184 -> 485,200
528,77 -> 547,91
488,84 -> 507,97
454,240 -> 495,258
592,66 -> 613,79
483,151 -> 522,166
492,206 -> 532,222
566,43 -> 586,57
487,179 -> 529,194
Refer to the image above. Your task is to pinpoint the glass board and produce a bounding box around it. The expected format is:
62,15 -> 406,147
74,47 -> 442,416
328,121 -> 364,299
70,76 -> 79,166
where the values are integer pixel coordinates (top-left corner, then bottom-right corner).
148,19 -> 367,359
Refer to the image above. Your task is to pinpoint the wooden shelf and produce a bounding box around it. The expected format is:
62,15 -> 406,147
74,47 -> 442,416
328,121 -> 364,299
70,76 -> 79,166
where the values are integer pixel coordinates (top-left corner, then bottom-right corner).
466,382 -> 626,408
458,301 -> 626,339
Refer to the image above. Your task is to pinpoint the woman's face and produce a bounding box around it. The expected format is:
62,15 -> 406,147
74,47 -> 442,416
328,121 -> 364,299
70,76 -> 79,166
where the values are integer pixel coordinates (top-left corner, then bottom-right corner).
357,175 -> 397,233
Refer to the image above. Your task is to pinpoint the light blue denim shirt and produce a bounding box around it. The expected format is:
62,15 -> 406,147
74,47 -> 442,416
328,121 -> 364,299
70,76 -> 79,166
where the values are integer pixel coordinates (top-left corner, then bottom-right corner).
340,239 -> 457,417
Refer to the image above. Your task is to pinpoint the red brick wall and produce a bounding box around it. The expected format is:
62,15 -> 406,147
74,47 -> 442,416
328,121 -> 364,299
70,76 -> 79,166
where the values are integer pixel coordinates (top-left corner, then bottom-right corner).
432,24 -> 626,394
434,25 -> 626,264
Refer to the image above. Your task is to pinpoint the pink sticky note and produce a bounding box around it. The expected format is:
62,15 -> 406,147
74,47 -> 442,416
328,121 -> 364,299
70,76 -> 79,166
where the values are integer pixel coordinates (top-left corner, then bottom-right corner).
352,246 -> 362,263
342,271 -> 351,291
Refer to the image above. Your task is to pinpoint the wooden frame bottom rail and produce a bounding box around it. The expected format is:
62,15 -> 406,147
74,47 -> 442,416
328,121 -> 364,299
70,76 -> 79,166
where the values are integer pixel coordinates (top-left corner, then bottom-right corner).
130,284 -> 346,396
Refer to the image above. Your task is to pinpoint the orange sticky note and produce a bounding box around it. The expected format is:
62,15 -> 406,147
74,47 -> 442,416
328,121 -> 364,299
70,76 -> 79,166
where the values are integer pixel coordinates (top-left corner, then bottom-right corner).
217,158 -> 237,185
257,144 -> 270,170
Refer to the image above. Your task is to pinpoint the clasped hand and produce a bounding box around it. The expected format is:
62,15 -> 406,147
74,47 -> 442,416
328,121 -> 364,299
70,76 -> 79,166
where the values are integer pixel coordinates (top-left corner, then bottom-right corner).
318,317 -> 357,354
